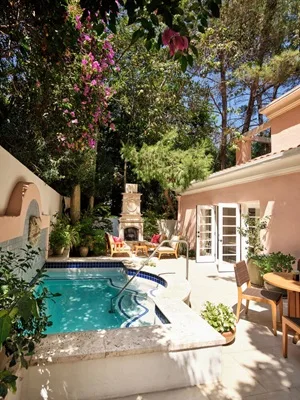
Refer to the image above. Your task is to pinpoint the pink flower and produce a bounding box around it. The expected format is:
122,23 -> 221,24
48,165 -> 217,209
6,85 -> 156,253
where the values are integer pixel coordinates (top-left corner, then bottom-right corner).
162,28 -> 189,56
70,111 -> 75,117
73,84 -> 80,92
63,109 -> 69,114
63,98 -> 69,102
162,28 -> 178,45
36,80 -> 41,88
71,119 -> 78,124
88,138 -> 96,148
92,61 -> 100,71
84,34 -> 91,42
90,79 -> 97,86
82,59 -> 88,66
110,123 -> 116,131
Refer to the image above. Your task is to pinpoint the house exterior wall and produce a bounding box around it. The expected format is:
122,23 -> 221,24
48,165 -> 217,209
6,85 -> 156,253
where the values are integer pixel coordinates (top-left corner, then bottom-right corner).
179,172 -> 300,260
0,146 -> 61,216
271,107 -> 300,153
0,147 -> 63,279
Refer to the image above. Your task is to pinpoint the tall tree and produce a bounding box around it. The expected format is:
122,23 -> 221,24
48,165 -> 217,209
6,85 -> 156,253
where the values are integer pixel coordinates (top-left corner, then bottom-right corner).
193,0 -> 300,169
122,131 -> 213,218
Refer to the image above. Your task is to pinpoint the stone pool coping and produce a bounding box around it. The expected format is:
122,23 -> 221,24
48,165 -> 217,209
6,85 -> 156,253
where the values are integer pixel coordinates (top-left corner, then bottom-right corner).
34,257 -> 225,366
32,297 -> 225,366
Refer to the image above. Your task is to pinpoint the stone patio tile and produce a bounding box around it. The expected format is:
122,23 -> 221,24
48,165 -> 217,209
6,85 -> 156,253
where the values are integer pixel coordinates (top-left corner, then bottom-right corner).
111,386 -> 209,400
243,387 -> 300,399
231,345 -> 300,391
201,355 -> 266,400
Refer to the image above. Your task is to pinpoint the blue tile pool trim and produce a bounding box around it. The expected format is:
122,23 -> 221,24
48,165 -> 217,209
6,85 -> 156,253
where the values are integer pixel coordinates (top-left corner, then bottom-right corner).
44,262 -> 167,287
127,269 -> 167,287
45,261 -> 124,269
155,305 -> 170,324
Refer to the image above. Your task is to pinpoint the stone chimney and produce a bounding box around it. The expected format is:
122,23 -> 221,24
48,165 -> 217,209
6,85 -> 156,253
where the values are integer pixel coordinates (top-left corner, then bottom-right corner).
119,184 -> 144,241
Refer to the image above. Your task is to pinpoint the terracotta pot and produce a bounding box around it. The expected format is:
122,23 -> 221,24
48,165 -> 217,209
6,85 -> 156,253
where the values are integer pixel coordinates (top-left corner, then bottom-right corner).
79,246 -> 89,257
247,258 -> 264,287
53,246 -> 65,256
222,328 -> 236,345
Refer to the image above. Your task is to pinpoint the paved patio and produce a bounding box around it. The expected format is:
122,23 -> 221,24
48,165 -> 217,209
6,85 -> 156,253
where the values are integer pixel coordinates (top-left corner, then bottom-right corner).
115,256 -> 300,400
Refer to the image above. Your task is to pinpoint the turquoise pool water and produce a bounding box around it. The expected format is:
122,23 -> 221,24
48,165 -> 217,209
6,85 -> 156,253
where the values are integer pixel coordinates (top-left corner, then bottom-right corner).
42,268 -> 155,334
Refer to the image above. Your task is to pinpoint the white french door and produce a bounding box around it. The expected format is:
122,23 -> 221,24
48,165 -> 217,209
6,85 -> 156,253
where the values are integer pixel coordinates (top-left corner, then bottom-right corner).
218,203 -> 241,272
196,205 -> 216,263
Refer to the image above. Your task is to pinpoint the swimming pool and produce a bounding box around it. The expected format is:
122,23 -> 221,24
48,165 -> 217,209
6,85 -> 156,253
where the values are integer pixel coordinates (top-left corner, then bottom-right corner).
42,262 -> 168,334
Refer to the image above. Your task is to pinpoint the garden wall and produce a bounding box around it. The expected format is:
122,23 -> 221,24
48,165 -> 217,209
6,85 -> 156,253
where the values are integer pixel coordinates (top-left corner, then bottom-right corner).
0,147 -> 63,280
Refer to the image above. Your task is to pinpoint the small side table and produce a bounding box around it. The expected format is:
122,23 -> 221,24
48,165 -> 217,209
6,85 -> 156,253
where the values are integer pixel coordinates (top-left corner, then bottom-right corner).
134,245 -> 148,256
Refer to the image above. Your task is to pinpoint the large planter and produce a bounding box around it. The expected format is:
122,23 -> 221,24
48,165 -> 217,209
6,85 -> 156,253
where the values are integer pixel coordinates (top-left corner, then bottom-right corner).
53,246 -> 65,256
79,246 -> 89,257
247,258 -> 264,287
222,328 -> 236,345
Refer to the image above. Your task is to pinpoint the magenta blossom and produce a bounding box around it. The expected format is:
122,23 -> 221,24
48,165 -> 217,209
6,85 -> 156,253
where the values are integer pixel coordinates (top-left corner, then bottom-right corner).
88,138 -> 96,148
90,79 -> 97,86
162,28 -> 189,56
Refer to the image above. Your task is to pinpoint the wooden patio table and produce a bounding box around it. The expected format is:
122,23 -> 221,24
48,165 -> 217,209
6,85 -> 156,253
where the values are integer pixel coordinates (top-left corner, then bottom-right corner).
263,272 -> 300,317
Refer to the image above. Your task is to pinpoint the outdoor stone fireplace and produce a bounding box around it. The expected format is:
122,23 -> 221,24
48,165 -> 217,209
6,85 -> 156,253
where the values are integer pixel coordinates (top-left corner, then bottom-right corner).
119,184 -> 143,241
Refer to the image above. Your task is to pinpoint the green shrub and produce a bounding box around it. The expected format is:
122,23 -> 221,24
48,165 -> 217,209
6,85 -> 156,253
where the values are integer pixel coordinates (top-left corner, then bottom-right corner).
143,210 -> 160,240
49,214 -> 79,250
0,246 -> 60,397
201,301 -> 236,333
252,252 -> 295,276
238,214 -> 270,259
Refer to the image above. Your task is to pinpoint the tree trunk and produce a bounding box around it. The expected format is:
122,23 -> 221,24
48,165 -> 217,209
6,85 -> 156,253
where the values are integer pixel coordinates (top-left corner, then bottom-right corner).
164,189 -> 176,219
219,51 -> 228,170
88,196 -> 94,210
124,159 -> 127,190
88,133 -> 98,211
70,184 -> 81,224
257,92 -> 264,126
242,79 -> 259,134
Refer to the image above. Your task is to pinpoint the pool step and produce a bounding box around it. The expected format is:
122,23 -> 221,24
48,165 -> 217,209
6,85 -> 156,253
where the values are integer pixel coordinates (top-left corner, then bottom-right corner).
118,294 -> 155,328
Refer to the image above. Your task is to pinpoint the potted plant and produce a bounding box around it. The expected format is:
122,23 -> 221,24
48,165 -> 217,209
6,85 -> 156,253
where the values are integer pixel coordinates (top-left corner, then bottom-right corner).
252,252 -> 296,295
78,235 -> 94,257
49,214 -> 79,255
238,214 -> 269,287
201,301 -> 237,345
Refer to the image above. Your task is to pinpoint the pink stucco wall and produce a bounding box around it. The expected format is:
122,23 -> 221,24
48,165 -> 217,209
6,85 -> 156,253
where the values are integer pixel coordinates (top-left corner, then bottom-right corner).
179,172 -> 300,260
271,107 -> 300,153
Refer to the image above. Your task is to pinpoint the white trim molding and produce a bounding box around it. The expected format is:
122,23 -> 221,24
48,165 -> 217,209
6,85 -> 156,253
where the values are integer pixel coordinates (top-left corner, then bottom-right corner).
181,147 -> 300,196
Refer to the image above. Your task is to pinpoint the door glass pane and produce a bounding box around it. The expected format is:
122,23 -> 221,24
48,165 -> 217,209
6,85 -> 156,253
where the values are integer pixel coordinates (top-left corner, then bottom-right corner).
223,226 -> 236,235
223,217 -> 236,226
223,255 -> 237,263
223,208 -> 236,216
223,236 -> 236,245
223,245 -> 236,254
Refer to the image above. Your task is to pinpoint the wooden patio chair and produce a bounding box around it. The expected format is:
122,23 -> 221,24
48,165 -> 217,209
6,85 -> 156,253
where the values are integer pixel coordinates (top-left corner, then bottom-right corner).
282,316 -> 300,358
234,260 -> 283,336
157,235 -> 180,260
105,233 -> 132,258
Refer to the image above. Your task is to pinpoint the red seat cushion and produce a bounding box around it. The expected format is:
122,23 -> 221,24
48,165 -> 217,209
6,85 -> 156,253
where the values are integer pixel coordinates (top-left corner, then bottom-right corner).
151,234 -> 160,244
113,236 -> 123,243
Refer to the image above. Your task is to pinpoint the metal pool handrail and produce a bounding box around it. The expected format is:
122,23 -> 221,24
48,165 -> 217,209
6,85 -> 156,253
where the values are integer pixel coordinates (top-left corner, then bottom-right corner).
109,239 -> 189,313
